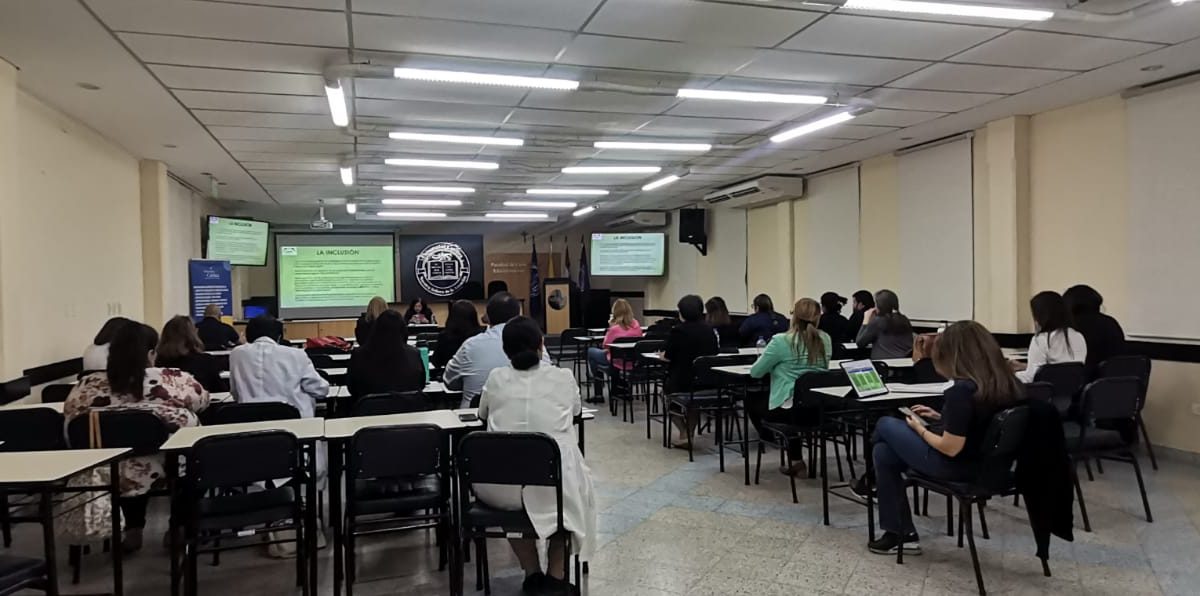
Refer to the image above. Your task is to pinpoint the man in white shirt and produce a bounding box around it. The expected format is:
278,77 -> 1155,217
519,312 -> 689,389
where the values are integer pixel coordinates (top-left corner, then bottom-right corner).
445,292 -> 548,407
230,315 -> 329,418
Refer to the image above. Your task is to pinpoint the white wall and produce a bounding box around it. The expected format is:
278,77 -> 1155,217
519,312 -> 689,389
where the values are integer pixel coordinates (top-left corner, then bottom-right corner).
161,178 -> 211,319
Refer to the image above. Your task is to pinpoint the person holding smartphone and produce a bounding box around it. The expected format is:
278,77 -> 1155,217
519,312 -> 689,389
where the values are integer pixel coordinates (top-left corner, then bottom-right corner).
860,321 -> 1024,556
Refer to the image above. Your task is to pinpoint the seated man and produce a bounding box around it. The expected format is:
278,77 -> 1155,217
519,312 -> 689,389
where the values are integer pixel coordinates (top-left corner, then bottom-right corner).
196,304 -> 241,350
229,315 -> 329,418
444,292 -> 548,407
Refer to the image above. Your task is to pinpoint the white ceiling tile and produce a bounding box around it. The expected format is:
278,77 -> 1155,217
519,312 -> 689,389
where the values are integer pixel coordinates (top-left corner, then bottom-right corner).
352,0 -> 601,30
556,35 -> 758,76
521,90 -> 679,115
241,161 -> 341,172
151,65 -> 324,95
1026,2 -> 1200,44
638,115 -> 771,134
120,33 -> 343,74
666,99 -> 820,121
209,127 -> 349,143
850,108 -> 946,127
862,88 -> 1001,112
354,98 -> 512,124
888,63 -> 1073,94
352,14 -> 573,62
585,0 -> 821,47
196,111 -> 336,129
253,172 -> 335,185
223,140 -> 351,154
87,0 -> 346,46
354,78 -> 527,106
815,123 -> 898,140
780,14 -> 1001,60
506,108 -> 653,131
951,30 -> 1163,71
174,90 -> 329,114
737,50 -> 929,86
232,152 -> 341,164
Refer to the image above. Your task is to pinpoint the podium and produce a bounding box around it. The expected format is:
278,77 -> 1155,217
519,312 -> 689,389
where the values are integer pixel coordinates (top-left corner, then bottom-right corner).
544,278 -> 572,335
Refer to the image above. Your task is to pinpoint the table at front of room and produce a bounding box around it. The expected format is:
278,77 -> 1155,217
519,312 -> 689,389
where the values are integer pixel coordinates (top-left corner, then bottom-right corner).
159,418 -> 325,596
0,448 -> 130,596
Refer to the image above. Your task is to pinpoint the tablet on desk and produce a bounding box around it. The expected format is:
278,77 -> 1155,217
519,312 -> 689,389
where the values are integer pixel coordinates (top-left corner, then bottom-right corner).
839,359 -> 889,399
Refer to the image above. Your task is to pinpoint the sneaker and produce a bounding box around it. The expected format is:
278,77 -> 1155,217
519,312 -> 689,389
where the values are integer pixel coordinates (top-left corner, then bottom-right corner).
522,572 -> 546,594
849,476 -> 874,501
868,532 -> 922,556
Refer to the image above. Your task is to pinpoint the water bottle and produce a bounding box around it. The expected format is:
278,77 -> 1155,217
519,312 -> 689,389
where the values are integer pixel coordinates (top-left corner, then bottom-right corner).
755,337 -> 766,354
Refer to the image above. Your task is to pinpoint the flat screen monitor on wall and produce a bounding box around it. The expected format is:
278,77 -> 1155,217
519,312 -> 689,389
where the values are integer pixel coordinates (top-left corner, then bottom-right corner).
590,232 -> 666,276
204,216 -> 269,266
275,233 -> 396,319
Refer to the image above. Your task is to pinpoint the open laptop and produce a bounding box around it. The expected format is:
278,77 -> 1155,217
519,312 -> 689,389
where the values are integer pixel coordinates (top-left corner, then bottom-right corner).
839,359 -> 889,399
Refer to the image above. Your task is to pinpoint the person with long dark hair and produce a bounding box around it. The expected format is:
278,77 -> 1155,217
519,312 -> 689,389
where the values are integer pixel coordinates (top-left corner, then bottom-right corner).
155,315 -> 223,392
404,298 -> 436,325
83,316 -> 132,372
706,296 -> 740,350
856,289 -> 914,359
846,290 -> 875,336
348,310 -> 426,397
476,317 -> 596,594
1063,284 -> 1126,378
1014,291 -> 1087,382
863,321 -> 1023,555
739,293 -> 790,346
431,300 -> 483,369
747,298 -> 833,476
65,322 -> 209,552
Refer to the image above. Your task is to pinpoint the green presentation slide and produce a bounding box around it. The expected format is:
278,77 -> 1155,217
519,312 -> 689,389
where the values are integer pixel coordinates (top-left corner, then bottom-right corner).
206,216 -> 268,265
590,233 -> 666,276
277,245 -> 395,308
848,370 -> 885,393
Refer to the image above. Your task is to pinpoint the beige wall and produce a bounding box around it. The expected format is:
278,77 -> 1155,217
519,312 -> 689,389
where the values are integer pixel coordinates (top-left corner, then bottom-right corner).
647,207 -> 748,312
0,86 -> 144,377
746,201 -> 794,308
162,178 -> 214,320
858,154 -> 901,292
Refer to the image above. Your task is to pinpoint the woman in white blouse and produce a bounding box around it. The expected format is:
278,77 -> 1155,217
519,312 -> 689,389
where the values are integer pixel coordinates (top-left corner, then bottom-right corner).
1014,291 -> 1087,382
477,316 -> 596,594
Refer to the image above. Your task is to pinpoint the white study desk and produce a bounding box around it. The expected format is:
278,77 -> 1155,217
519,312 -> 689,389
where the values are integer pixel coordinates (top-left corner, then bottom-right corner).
160,418 -> 325,451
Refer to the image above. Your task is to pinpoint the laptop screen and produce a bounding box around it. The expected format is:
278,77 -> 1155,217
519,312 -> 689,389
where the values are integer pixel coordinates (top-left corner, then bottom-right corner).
840,359 -> 889,398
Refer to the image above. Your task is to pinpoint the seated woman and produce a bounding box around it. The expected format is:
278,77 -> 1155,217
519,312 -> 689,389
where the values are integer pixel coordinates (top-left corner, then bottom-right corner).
1014,291 -> 1087,382
865,320 -> 1023,555
431,300 -> 483,369
739,294 -> 789,346
663,295 -> 720,447
476,317 -> 596,594
65,322 -> 209,552
705,296 -> 741,350
155,315 -> 223,392
83,316 -> 131,372
348,310 -> 427,398
748,298 -> 832,476
404,298 -> 436,325
856,289 -> 914,359
1063,284 -> 1125,379
354,296 -> 389,348
586,298 -> 642,401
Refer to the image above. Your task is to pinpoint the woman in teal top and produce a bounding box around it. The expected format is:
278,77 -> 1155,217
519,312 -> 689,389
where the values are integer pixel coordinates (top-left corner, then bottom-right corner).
747,297 -> 833,476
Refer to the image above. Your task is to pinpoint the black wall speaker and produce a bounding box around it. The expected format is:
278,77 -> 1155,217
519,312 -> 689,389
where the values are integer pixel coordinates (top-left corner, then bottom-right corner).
678,208 -> 707,244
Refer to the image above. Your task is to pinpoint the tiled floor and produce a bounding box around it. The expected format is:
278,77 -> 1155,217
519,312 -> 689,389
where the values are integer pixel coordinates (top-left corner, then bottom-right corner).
9,399 -> 1200,595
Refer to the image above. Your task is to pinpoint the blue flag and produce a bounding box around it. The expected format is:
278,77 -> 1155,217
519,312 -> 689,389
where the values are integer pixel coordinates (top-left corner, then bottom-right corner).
564,243 -> 572,282
578,235 -> 590,292
529,237 -> 543,321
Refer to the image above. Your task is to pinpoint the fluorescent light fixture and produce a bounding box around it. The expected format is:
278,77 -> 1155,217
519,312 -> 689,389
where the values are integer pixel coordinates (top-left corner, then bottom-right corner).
561,166 -> 662,175
345,202 -> 357,215
770,112 -> 857,144
573,206 -> 596,217
642,175 -> 681,191
377,211 -> 447,218
1171,0 -> 1194,5
594,141 -> 711,152
503,200 -> 576,209
389,131 -> 524,146
526,188 -> 609,196
843,0 -> 1054,20
325,83 -> 349,127
393,68 -> 579,90
339,166 -> 354,186
486,212 -> 550,219
676,89 -> 827,105
382,185 -> 475,194
381,198 -> 463,207
384,158 -> 499,170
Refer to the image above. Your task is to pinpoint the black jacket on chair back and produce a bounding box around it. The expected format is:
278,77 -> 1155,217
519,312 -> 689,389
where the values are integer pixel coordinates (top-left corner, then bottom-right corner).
1015,398 -> 1075,561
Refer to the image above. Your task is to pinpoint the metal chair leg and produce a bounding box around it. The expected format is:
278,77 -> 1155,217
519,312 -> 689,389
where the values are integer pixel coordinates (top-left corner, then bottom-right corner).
1071,461 -> 1092,532
963,499 -> 986,595
977,501 -> 989,539
1129,453 -> 1154,523
1138,415 -> 1159,471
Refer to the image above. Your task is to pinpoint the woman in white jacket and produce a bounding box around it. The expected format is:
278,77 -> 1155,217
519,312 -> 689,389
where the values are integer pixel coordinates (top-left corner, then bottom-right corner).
477,316 -> 596,594
1014,291 -> 1087,382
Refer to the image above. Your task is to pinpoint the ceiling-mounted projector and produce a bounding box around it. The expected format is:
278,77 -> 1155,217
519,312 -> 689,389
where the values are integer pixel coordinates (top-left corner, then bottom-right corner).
310,204 -> 334,230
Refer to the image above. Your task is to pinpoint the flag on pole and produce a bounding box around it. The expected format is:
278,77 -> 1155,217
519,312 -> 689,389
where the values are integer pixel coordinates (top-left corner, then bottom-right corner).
529,237 -> 543,322
578,235 -> 590,292
547,236 -> 556,278
564,243 -> 572,282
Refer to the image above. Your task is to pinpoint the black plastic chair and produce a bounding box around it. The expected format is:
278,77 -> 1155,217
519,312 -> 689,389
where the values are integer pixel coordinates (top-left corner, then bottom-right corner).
344,425 -> 450,593
0,377 -> 30,406
40,384 -> 74,404
906,405 -> 1033,595
1033,362 -> 1087,417
0,408 -> 66,548
182,431 -> 308,595
349,392 -> 431,417
1098,356 -> 1156,470
457,432 -> 574,595
1066,377 -> 1152,532
0,554 -> 48,595
1023,382 -> 1056,403
665,356 -> 745,471
201,402 -> 300,426
754,370 -> 852,503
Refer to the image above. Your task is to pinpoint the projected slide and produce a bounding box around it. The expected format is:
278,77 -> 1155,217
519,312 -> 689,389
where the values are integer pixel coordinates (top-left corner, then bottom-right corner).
276,233 -> 396,319
590,233 -> 665,276
205,216 -> 268,266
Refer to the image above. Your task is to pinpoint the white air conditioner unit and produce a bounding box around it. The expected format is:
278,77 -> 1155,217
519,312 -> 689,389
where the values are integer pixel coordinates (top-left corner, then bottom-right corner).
703,175 -> 805,209
605,211 -> 668,229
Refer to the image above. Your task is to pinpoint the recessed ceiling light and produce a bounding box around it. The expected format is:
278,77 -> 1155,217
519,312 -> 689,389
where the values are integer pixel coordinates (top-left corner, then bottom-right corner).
594,141 -> 712,152
676,89 -> 827,105
393,68 -> 578,90
1140,64 -> 1164,72
76,82 -> 101,91
377,211 -> 447,218
526,188 -> 609,196
486,212 -> 550,219
642,175 -> 681,192
340,166 -> 354,186
381,198 -> 463,207
384,158 -> 499,170
572,206 -> 597,217
324,83 -> 349,127
770,112 -> 857,144
389,131 -> 524,146
382,185 -> 475,194
346,202 -> 357,215
843,0 -> 1054,20
503,200 -> 577,209
561,166 -> 662,174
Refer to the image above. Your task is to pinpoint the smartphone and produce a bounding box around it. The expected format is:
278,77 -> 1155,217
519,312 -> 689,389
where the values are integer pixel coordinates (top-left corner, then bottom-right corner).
899,407 -> 929,426
457,412 -> 479,423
